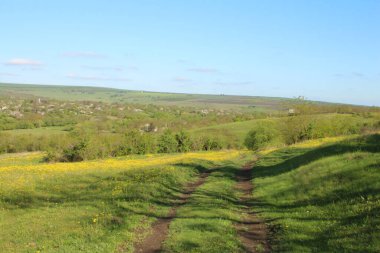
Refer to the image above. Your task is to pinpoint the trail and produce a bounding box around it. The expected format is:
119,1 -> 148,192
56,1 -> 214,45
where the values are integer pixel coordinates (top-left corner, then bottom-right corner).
133,172 -> 210,253
235,162 -> 270,253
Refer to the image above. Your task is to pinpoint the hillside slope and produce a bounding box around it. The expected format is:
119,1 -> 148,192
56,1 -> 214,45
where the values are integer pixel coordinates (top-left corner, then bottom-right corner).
191,113 -> 379,148
0,83 -> 290,111
252,134 -> 380,252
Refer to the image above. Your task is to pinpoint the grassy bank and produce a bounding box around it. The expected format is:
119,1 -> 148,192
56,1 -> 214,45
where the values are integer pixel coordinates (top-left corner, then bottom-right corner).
0,151 -> 243,253
252,134 -> 380,252
163,159 -> 248,252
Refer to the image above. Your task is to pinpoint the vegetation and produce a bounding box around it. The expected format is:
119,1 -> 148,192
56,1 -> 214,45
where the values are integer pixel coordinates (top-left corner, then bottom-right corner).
252,134 -> 380,252
164,161 -> 246,252
0,83 -> 380,252
244,123 -> 280,151
0,151 -> 243,253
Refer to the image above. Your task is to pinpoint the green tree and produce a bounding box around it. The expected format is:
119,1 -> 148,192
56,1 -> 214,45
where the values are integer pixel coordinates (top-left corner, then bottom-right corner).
175,130 -> 192,152
157,130 -> 177,153
281,116 -> 315,144
202,137 -> 222,151
62,140 -> 88,162
244,125 -> 278,151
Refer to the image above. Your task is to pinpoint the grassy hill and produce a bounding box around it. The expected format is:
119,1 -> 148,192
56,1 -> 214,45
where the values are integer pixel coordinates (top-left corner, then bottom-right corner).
1,134 -> 379,252
0,150 -> 248,253
191,113 -> 380,148
0,83 -> 292,112
252,134 -> 380,252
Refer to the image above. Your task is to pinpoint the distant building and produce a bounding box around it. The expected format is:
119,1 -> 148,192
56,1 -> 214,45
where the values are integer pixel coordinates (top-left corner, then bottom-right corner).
142,123 -> 158,132
288,108 -> 295,115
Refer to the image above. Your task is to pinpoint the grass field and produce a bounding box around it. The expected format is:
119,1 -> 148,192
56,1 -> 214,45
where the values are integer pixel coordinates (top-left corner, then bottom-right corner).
3,126 -> 68,136
163,159 -> 249,252
0,83 -> 300,111
0,150 -> 247,253
1,134 -> 379,252
252,134 -> 380,252
191,113 -> 378,148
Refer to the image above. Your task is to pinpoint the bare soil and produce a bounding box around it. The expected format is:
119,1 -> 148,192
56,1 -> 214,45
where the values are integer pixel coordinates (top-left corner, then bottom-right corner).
133,172 -> 209,253
235,162 -> 271,253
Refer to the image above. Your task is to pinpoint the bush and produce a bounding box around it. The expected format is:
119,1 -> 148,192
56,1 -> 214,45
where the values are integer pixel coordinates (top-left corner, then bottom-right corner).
175,131 -> 192,152
202,137 -> 222,151
115,130 -> 157,156
43,149 -> 63,162
281,116 -> 315,144
244,125 -> 279,151
157,130 -> 178,153
62,140 -> 88,162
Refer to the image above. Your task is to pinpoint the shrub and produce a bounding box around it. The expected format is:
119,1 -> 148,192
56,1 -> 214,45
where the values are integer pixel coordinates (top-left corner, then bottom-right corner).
281,116 -> 315,144
157,130 -> 178,153
176,131 -> 192,152
43,149 -> 62,162
244,125 -> 279,151
62,140 -> 88,162
202,137 -> 222,151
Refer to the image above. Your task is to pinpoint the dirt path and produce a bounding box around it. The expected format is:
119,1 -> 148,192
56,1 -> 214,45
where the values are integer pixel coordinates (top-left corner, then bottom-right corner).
235,162 -> 270,253
133,172 -> 210,253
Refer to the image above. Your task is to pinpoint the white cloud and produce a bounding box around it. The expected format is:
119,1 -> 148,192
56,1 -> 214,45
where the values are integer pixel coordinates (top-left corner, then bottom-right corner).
173,77 -> 192,82
66,73 -> 130,82
214,81 -> 253,86
63,51 -> 106,58
188,67 -> 219,73
5,58 -> 42,66
0,72 -> 19,76
82,65 -> 123,71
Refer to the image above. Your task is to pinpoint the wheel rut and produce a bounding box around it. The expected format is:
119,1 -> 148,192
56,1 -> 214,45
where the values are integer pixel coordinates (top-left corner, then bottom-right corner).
235,162 -> 271,253
133,172 -> 210,253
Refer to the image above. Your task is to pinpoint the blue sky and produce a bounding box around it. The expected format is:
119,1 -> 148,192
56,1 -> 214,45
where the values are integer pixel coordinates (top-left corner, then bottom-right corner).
0,0 -> 379,106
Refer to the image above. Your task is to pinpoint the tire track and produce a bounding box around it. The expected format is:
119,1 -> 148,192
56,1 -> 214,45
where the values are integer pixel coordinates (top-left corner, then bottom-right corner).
235,162 -> 270,253
133,172 -> 210,253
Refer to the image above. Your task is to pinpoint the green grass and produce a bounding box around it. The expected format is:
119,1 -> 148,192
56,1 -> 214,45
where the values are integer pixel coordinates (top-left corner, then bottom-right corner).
191,113 -> 377,148
0,152 -> 44,166
252,134 -> 380,252
0,82 -> 295,111
1,121 -> 379,252
0,162 -> 200,252
163,160 -> 248,253
3,126 -> 68,135
0,151 -> 253,253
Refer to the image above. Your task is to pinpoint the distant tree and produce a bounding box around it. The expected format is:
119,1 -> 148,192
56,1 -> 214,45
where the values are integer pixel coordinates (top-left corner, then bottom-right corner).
202,137 -> 222,151
244,125 -> 278,151
62,140 -> 88,162
157,130 -> 177,153
281,116 -> 315,144
175,130 -> 192,152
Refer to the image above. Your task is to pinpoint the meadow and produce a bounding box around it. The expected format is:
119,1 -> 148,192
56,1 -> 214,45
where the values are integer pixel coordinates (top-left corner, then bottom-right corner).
0,83 -> 289,111
1,83 -> 380,252
0,150 -> 246,252
252,134 -> 380,252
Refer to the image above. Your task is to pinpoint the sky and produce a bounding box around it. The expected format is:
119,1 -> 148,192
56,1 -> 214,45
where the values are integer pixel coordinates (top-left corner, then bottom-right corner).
0,0 -> 379,106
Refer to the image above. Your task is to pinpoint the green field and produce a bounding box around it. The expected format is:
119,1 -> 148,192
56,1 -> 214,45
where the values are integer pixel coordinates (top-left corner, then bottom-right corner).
0,83 -> 309,112
3,126 -> 68,135
191,113 -> 379,148
0,150 -> 252,253
1,83 -> 380,252
252,134 -> 380,252
1,135 -> 379,252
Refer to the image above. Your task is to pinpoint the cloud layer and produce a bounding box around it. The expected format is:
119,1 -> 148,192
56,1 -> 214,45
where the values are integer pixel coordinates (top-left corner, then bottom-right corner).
66,73 -> 130,82
5,58 -> 42,66
63,51 -> 106,58
188,67 -> 219,73
82,65 -> 123,71
173,77 -> 192,82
